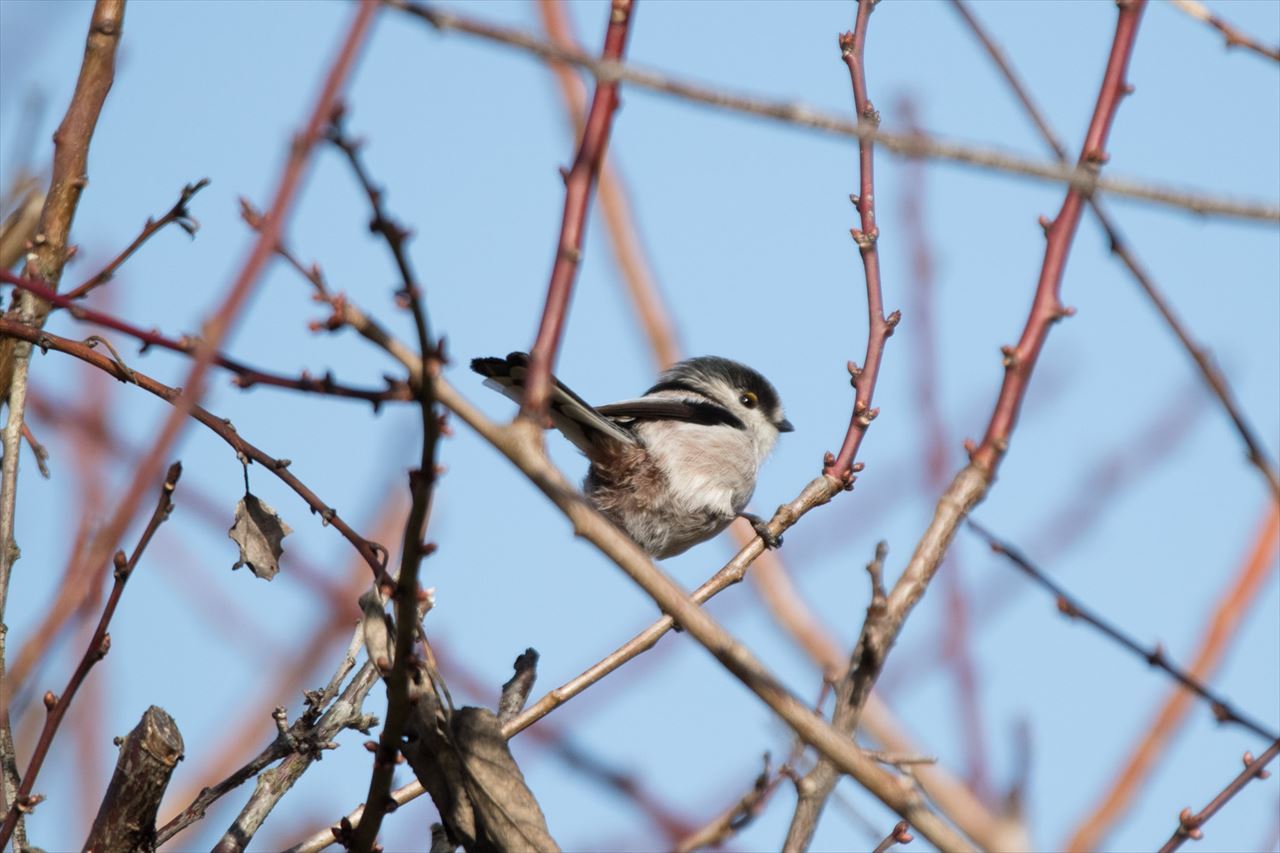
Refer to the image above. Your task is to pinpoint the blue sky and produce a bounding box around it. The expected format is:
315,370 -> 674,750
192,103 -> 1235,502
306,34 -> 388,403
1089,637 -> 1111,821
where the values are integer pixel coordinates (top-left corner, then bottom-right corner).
1,1 -> 1277,851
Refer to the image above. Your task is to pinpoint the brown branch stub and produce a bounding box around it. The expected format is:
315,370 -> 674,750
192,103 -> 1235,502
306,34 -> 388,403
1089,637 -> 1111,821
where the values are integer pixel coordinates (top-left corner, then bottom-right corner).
498,648 -> 540,725
83,705 -> 185,852
519,0 -> 635,420
1157,739 -> 1280,853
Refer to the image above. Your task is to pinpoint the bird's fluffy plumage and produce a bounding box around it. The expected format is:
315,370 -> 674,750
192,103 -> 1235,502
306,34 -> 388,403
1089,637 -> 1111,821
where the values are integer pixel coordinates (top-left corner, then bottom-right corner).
470,352 -> 790,558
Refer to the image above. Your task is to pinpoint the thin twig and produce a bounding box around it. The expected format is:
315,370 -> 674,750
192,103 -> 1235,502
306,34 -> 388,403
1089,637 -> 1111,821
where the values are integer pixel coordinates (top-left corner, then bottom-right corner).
0,460 -> 180,844
329,109 -> 445,852
823,6 -> 898,487
157,625 -> 380,846
950,0 -> 1280,501
1168,0 -> 1280,63
62,178 -> 210,300
385,0 -> 1279,222
1054,504 -> 1280,850
1157,739 -> 1280,853
0,321 -> 389,577
520,0 -> 635,418
968,518 -> 1279,743
2,270 -> 411,406
672,754 -> 783,853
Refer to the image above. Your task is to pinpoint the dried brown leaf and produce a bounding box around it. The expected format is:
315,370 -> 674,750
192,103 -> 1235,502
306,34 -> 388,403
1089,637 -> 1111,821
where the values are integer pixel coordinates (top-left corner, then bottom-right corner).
452,707 -> 559,852
228,493 -> 292,580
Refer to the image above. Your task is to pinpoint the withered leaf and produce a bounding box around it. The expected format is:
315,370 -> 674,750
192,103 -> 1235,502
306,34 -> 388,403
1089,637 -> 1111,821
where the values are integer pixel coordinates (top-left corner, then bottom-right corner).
452,707 -> 559,852
228,493 -> 293,580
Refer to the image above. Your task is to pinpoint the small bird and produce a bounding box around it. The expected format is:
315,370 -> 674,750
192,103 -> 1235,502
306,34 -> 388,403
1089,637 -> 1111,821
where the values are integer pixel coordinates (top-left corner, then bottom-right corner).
471,352 -> 793,559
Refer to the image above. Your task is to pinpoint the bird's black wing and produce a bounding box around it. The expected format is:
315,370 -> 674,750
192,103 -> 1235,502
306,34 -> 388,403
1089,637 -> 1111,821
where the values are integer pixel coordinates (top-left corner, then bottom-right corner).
594,398 -> 744,430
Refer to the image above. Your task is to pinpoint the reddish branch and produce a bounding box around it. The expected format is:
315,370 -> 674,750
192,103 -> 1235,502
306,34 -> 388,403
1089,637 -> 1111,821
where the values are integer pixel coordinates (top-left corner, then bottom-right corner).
950,0 -> 1280,501
52,0 -> 380,674
2,271 -> 410,405
969,518 -> 1278,743
0,320 -> 388,577
789,3 -> 1148,847
0,462 -> 180,845
536,0 -> 682,370
63,178 -> 209,300
969,1 -> 1146,473
1157,739 -> 1280,853
519,0 -> 634,419
824,8 -> 899,485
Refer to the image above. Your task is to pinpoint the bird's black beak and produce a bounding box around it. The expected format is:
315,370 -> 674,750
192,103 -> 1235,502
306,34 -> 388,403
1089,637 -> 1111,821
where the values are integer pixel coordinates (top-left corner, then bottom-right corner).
776,418 -> 795,433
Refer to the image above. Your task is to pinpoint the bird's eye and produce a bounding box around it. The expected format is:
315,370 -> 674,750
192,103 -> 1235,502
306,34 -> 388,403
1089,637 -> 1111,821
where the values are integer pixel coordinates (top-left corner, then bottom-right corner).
739,391 -> 759,409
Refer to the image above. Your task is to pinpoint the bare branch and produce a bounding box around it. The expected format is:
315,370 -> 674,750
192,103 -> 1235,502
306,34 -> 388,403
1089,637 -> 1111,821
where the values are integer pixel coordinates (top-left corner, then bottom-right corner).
0,321 -> 389,577
498,649 -> 539,725
385,0 -> 1279,222
969,518 -> 1279,744
673,754 -> 781,853
1157,740 -> 1280,853
2,270 -> 412,406
1168,0 -> 1280,63
824,3 -> 897,487
950,0 -> 1280,501
62,178 -> 210,300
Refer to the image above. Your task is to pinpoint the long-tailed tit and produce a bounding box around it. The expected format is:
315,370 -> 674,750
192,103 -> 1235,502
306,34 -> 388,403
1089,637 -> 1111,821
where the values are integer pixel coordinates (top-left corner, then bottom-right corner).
471,352 -> 793,558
